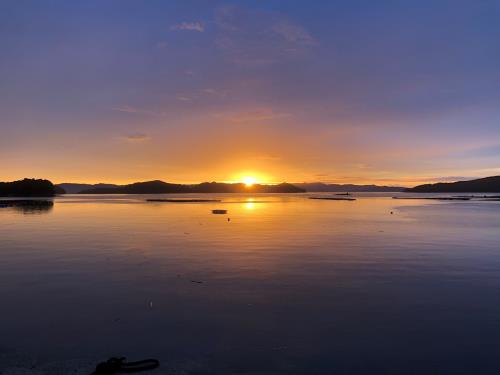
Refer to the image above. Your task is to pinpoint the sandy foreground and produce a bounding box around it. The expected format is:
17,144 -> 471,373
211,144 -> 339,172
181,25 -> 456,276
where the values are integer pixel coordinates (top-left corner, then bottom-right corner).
0,349 -> 193,375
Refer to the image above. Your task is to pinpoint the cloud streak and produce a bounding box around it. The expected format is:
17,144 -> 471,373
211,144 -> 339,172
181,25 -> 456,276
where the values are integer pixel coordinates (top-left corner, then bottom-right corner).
170,22 -> 204,32
214,6 -> 317,66
111,106 -> 165,117
272,20 -> 317,46
215,108 -> 292,123
124,133 -> 150,142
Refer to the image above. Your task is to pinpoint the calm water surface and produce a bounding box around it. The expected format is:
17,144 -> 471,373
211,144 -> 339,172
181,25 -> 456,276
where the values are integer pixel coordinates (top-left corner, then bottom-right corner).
1,193 -> 500,374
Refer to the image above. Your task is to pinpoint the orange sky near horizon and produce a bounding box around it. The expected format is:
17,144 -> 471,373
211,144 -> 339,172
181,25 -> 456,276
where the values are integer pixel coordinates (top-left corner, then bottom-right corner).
2,2 -> 500,187
2,111 -> 499,187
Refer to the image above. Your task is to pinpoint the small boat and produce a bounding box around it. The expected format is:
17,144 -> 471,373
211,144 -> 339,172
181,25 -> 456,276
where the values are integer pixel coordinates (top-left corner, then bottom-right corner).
212,209 -> 227,214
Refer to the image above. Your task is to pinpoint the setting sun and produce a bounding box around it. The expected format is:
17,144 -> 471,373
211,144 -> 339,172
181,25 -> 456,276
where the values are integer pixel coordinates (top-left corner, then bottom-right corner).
243,176 -> 257,187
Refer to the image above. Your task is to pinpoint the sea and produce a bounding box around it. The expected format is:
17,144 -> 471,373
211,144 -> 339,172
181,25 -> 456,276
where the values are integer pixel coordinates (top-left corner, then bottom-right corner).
1,192 -> 500,374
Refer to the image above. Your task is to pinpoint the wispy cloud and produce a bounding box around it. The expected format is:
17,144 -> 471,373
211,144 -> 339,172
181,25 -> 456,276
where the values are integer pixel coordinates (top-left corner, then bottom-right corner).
170,22 -> 204,32
112,105 -> 141,114
215,108 -> 292,123
111,105 -> 165,117
200,88 -> 228,97
214,6 -> 317,66
458,144 -> 500,158
124,133 -> 150,142
272,20 -> 317,46
175,94 -> 193,102
156,41 -> 168,49
423,176 -> 473,182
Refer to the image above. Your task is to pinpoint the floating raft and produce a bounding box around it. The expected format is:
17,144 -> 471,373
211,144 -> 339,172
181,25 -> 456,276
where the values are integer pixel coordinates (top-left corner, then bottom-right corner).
454,195 -> 500,199
309,197 -> 356,201
146,199 -> 221,203
392,197 -> 470,201
212,209 -> 227,214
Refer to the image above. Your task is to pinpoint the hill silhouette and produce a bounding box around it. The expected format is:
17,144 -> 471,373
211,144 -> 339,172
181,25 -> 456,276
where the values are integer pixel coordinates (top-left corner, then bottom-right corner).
57,183 -> 118,194
79,180 -> 305,194
0,178 -> 62,197
407,176 -> 500,193
295,182 -> 404,192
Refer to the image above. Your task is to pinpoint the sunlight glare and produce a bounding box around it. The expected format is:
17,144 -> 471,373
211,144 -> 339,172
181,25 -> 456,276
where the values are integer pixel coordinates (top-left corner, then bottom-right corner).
243,176 -> 257,187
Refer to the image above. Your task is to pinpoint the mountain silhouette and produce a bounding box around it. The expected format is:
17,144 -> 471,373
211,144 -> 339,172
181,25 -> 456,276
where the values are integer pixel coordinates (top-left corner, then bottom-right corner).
78,180 -> 305,194
295,182 -> 405,192
406,176 -> 500,193
57,183 -> 118,194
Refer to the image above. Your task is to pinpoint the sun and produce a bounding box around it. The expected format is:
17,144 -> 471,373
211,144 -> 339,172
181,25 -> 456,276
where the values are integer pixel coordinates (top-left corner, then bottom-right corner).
243,176 -> 257,187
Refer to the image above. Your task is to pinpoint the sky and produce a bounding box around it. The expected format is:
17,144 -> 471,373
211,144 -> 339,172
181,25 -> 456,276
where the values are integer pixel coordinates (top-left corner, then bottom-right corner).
1,0 -> 500,186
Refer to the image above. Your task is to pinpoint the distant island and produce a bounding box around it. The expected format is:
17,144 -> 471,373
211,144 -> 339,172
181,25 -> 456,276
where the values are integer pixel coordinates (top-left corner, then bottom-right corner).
0,178 -> 63,197
407,176 -> 500,193
59,181 -> 404,194
294,182 -> 405,192
5,176 -> 500,196
72,180 -> 305,194
57,183 -> 118,194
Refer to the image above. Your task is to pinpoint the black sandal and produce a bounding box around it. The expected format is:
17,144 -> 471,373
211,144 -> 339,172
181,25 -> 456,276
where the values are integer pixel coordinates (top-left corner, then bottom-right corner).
91,357 -> 160,374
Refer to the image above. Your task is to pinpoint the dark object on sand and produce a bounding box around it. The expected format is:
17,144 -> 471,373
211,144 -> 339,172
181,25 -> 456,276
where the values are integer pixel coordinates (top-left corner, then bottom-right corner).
147,199 -> 221,203
392,197 -> 470,201
212,209 -> 228,214
309,197 -> 356,201
91,357 -> 159,374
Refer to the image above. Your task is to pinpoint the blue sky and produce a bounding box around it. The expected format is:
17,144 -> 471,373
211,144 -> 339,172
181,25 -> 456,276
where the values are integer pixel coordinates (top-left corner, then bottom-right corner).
1,0 -> 500,185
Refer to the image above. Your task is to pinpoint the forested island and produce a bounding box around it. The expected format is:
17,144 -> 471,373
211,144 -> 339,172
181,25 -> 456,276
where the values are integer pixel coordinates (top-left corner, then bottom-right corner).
406,176 -> 500,193
5,176 -> 500,196
0,178 -> 63,197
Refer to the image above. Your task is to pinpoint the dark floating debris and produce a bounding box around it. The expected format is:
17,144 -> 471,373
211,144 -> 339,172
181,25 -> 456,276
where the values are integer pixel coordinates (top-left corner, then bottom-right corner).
309,197 -> 356,201
392,197 -> 471,201
191,280 -> 203,284
212,209 -> 228,214
456,195 -> 500,199
335,192 -> 351,196
146,199 -> 221,203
